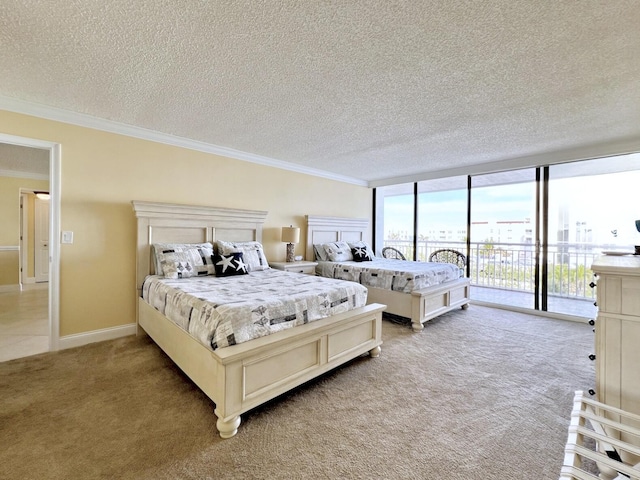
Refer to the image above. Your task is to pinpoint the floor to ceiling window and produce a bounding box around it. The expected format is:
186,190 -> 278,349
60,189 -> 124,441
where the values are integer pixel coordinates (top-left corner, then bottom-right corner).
416,175 -> 468,262
374,153 -> 640,319
469,169 -> 538,310
375,183 -> 415,260
546,155 -> 640,317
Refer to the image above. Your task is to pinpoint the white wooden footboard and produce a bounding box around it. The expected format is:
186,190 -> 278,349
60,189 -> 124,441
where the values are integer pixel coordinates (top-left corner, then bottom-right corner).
411,277 -> 470,332
138,298 -> 384,438
366,277 -> 470,332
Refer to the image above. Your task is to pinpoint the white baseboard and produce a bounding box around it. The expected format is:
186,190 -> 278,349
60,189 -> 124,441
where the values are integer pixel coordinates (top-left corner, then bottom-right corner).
59,323 -> 137,350
0,283 -> 49,292
0,284 -> 20,292
22,282 -> 48,291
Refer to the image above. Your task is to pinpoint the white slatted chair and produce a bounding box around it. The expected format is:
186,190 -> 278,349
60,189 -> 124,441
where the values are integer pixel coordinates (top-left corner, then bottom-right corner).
560,391 -> 640,479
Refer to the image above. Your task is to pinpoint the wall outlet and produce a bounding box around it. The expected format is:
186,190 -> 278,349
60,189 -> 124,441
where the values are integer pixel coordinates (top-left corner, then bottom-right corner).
61,231 -> 74,244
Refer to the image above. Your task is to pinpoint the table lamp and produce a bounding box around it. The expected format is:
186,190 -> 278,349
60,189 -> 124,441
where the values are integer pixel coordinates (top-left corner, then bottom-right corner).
281,226 -> 300,262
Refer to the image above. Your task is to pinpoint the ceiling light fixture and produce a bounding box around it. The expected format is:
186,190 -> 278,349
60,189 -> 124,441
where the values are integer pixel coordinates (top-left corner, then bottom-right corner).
34,191 -> 50,200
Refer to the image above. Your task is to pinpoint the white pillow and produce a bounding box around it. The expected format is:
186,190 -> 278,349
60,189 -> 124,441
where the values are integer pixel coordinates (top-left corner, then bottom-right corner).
323,241 -> 353,262
153,243 -> 215,276
216,240 -> 270,271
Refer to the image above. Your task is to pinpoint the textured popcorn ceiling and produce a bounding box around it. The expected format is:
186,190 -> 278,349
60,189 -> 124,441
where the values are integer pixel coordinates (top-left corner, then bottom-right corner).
1,1 -> 639,185
0,143 -> 48,176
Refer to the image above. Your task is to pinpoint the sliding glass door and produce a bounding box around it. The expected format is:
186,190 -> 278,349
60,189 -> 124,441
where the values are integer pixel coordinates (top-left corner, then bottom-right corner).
546,154 -> 640,317
469,169 -> 538,309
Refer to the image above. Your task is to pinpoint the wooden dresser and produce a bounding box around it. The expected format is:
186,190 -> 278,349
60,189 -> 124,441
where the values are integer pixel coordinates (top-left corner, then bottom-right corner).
591,254 -> 640,465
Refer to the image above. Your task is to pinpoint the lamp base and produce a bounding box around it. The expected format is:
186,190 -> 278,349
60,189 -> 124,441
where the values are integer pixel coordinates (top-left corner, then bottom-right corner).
286,243 -> 295,262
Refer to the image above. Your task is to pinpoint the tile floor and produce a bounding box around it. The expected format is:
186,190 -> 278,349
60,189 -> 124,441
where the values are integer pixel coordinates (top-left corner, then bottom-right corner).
0,286 -> 49,362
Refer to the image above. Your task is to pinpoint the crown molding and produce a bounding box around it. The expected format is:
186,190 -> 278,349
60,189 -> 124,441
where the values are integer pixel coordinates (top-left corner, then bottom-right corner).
3,96 -> 639,190
0,168 -> 48,180
0,95 -> 368,187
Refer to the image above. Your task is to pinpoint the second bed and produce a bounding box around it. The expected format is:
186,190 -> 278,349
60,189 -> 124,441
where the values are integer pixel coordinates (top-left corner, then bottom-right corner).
307,215 -> 470,332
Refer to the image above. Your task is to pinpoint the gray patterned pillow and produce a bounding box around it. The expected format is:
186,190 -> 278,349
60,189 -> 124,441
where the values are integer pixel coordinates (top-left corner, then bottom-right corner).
323,241 -> 353,262
216,240 -> 270,271
153,243 -> 214,276
160,251 -> 213,279
313,244 -> 329,262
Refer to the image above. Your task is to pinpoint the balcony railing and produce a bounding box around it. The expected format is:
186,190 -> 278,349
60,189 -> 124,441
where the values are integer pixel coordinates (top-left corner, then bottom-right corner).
381,239 -> 628,302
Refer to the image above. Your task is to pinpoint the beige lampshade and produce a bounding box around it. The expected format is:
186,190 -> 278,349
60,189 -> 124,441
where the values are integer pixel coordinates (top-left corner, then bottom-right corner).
281,226 -> 300,244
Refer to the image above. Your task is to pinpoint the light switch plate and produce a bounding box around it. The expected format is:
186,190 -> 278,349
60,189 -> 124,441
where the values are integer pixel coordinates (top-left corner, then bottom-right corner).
61,231 -> 74,244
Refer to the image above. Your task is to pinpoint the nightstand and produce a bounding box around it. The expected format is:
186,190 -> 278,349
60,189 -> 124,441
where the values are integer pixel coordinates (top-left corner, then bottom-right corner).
270,260 -> 318,275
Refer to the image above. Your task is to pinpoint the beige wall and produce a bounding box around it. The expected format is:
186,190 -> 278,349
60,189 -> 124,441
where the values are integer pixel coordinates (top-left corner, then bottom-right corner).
0,176 -> 49,286
0,110 -> 372,337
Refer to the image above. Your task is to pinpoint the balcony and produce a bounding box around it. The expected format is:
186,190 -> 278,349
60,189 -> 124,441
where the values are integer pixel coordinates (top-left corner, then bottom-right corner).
381,239 -> 618,319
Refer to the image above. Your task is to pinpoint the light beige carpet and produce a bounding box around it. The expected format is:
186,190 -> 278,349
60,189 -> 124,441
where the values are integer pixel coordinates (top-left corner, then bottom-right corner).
0,305 -> 595,479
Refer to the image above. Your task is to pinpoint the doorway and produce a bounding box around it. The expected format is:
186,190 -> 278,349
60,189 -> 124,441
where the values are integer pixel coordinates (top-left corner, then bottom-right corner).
0,133 -> 60,361
19,191 -> 50,287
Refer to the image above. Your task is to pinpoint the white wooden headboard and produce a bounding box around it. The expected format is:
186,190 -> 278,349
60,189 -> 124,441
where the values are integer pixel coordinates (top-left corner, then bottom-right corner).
132,201 -> 268,290
305,215 -> 369,261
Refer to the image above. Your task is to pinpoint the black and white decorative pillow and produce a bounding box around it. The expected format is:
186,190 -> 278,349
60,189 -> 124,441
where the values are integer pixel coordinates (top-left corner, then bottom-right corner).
213,252 -> 249,277
216,241 -> 270,271
323,241 -> 354,262
348,241 -> 375,260
351,247 -> 373,262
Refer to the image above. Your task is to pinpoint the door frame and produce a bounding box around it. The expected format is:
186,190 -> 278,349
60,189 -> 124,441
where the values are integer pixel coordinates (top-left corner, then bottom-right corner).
19,191 -> 29,286
1,133 -> 61,351
34,195 -> 49,283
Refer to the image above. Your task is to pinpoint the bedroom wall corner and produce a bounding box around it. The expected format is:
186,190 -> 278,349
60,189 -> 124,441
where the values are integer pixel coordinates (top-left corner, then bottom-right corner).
58,323 -> 138,350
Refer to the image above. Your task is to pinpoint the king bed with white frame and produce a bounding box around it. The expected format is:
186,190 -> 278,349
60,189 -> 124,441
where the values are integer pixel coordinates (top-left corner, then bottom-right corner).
306,215 -> 470,333
133,201 -> 384,439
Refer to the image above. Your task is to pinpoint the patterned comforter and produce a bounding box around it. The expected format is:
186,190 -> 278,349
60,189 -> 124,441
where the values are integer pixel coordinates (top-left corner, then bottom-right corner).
315,258 -> 462,293
142,269 -> 368,350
